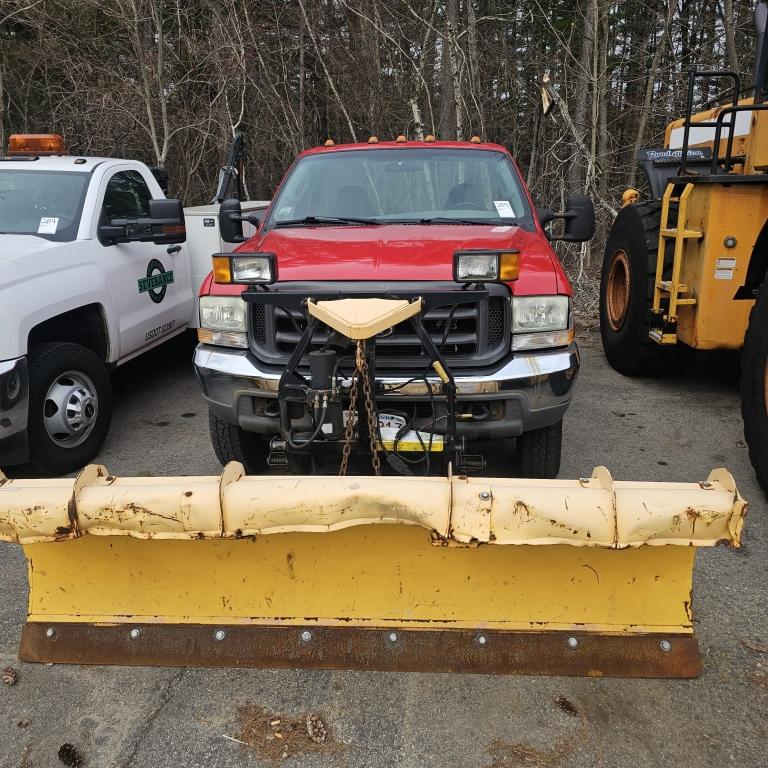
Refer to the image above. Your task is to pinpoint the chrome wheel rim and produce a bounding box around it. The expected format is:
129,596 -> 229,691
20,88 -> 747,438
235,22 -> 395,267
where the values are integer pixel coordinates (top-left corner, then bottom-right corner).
606,249 -> 631,331
43,370 -> 99,448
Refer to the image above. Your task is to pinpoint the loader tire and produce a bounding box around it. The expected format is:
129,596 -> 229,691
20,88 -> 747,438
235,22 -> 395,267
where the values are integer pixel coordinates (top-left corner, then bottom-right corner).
516,420 -> 562,479
27,342 -> 112,476
209,410 -> 269,474
741,277 -> 768,495
599,201 -> 694,376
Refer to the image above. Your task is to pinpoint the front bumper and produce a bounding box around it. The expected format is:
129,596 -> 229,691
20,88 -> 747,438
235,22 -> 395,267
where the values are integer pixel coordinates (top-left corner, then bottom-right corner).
194,343 -> 580,440
0,356 -> 30,466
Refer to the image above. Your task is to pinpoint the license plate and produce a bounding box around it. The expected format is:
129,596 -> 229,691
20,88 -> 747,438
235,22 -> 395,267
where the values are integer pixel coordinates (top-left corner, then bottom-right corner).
343,411 -> 407,430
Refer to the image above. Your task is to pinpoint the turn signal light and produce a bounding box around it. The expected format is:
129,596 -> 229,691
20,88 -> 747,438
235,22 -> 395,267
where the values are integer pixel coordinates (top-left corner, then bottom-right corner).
499,252 -> 519,281
212,256 -> 232,284
8,134 -> 67,156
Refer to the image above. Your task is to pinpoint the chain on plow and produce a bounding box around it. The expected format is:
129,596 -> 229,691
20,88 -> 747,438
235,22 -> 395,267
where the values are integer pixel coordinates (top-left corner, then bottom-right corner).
339,340 -> 381,476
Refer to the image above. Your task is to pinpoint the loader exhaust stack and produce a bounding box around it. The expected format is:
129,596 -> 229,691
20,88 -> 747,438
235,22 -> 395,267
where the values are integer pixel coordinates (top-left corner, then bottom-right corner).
0,463 -> 745,678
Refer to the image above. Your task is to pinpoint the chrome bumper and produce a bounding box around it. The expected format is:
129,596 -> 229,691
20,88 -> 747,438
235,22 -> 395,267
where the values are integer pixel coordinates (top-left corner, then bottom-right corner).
194,343 -> 580,439
0,356 -> 29,464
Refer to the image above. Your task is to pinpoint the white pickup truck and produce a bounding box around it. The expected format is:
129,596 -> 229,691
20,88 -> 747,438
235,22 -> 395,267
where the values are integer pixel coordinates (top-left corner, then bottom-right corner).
0,133 -> 265,474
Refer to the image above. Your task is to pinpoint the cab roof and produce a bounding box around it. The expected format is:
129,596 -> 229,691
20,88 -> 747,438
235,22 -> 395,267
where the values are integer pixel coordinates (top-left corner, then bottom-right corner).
299,140 -> 511,158
0,155 -> 114,171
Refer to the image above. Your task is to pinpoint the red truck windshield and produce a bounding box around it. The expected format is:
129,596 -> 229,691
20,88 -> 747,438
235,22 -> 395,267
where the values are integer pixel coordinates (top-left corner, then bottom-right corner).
267,148 -> 533,228
0,169 -> 89,242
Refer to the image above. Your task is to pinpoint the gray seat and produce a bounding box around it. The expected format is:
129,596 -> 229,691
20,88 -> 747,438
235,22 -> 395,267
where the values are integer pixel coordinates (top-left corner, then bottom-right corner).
445,182 -> 484,209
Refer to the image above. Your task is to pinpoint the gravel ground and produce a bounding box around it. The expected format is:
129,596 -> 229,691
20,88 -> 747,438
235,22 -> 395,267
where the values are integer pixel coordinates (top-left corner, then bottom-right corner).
1,330 -> 766,768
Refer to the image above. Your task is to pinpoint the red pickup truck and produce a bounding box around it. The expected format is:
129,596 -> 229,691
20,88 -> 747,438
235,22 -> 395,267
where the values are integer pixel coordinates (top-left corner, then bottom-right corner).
194,139 -> 593,477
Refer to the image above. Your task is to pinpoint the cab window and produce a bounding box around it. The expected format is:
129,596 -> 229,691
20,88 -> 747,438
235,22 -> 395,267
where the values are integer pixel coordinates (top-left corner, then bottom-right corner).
103,170 -> 152,219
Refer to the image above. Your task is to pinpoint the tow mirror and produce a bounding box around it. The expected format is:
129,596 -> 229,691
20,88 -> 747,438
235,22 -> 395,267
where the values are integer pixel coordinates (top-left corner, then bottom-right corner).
219,198 -> 245,243
540,195 -> 595,243
99,198 -> 186,245
219,197 -> 264,243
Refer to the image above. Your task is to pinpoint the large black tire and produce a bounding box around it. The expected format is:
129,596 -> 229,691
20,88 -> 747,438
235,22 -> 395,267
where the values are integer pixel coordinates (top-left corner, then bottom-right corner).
208,410 -> 270,474
599,201 -> 694,376
516,420 -> 562,479
742,278 -> 768,495
27,342 -> 112,475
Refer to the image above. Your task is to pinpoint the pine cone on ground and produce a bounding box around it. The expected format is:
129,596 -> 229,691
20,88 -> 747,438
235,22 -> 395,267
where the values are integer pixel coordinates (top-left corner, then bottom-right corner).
1,667 -> 18,686
57,743 -> 84,767
305,713 -> 327,744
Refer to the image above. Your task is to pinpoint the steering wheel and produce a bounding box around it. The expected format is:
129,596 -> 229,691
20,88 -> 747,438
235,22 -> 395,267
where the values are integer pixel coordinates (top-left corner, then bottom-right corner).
450,201 -> 485,210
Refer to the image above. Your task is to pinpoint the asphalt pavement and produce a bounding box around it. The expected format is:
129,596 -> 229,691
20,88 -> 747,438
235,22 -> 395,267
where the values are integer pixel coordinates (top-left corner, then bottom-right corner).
1,330 -> 766,767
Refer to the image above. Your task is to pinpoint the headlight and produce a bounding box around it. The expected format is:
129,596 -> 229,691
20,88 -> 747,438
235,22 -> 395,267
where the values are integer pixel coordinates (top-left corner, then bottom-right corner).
212,252 -> 277,284
198,296 -> 248,348
511,295 -> 572,351
453,251 -> 519,282
512,295 -> 569,333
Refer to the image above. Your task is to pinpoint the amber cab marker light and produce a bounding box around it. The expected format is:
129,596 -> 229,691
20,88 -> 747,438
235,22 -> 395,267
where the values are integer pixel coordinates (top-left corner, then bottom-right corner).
368,136 -> 379,144
212,256 -> 232,284
470,135 -> 482,144
424,135 -> 435,143
499,252 -> 520,281
8,134 -> 66,156
324,138 -> 335,147
395,135 -> 407,143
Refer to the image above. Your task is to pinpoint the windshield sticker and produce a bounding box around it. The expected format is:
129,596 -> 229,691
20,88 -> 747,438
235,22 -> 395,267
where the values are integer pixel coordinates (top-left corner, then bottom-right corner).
278,206 -> 293,216
138,258 -> 174,303
38,217 -> 59,234
493,200 -> 516,218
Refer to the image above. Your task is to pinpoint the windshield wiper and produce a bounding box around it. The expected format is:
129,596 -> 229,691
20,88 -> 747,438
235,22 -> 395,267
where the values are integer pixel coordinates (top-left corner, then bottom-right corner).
386,217 -> 510,226
274,215 -> 381,227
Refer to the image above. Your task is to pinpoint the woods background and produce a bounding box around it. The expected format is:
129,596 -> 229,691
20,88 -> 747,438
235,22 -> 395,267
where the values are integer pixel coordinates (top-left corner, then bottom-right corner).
0,0 -> 758,312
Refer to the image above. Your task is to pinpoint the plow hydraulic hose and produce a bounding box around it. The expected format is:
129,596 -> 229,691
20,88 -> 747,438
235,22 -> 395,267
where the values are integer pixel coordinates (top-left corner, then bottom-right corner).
0,464 -> 746,678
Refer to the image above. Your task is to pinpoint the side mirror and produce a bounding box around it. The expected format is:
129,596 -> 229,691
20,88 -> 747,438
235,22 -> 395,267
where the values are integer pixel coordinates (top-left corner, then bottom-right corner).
220,198 -> 245,243
98,198 -> 186,245
545,195 -> 595,243
536,207 -> 555,228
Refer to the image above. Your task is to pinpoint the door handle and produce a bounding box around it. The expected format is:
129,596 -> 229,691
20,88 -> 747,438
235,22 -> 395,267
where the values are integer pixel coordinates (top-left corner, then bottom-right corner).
166,244 -> 181,254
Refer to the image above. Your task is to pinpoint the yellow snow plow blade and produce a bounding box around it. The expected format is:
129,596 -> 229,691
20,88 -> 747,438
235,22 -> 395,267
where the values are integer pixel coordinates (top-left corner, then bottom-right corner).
0,464 -> 745,678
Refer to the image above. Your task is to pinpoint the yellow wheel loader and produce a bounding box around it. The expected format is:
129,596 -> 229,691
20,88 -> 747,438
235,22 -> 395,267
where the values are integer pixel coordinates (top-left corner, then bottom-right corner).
0,289 -> 748,678
600,1 -> 768,494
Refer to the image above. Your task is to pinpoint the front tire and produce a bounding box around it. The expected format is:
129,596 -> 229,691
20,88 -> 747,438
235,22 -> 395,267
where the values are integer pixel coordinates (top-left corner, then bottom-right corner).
599,201 -> 693,376
209,410 -> 270,474
516,420 -> 562,479
27,342 -> 112,475
742,278 -> 768,494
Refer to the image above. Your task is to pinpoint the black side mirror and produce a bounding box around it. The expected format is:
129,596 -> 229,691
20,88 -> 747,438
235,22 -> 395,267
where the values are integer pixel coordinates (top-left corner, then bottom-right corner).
98,198 -> 186,245
544,195 -> 595,242
147,198 -> 186,244
220,198 -> 245,243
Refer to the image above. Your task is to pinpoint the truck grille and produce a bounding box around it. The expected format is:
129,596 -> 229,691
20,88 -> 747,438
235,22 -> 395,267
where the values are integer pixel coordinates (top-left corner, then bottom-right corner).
248,282 -> 511,370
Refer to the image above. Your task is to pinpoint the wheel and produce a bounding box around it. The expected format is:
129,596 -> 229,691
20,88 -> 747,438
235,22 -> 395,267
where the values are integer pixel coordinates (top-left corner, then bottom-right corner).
27,342 -> 112,475
599,201 -> 694,376
208,410 -> 270,474
516,420 -> 562,479
742,277 -> 768,494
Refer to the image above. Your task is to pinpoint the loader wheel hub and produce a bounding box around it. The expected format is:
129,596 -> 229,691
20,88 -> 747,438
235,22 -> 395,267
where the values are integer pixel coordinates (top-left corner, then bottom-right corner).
606,249 -> 631,331
43,371 -> 99,448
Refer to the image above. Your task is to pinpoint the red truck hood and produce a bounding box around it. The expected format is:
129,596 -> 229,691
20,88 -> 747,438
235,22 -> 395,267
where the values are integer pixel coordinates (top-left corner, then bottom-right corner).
240,224 -> 563,295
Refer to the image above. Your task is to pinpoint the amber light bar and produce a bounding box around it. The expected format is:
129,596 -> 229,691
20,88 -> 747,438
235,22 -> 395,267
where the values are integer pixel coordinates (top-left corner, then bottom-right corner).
7,134 -> 67,156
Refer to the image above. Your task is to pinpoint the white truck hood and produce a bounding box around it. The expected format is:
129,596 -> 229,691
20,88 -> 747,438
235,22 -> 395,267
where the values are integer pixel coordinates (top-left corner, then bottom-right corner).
0,234 -> 63,264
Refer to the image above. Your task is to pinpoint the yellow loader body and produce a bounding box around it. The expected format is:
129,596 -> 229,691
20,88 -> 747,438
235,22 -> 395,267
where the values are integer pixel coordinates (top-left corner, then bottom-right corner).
0,463 -> 746,678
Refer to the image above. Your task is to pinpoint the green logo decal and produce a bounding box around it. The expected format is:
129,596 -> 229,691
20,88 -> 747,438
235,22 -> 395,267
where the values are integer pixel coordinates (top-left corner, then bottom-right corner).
138,259 -> 174,303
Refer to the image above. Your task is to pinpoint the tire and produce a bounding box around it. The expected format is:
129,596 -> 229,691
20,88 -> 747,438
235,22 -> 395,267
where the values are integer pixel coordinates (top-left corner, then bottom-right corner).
599,201 -> 694,376
742,278 -> 768,495
516,420 -> 562,479
209,410 -> 270,474
27,342 -> 112,475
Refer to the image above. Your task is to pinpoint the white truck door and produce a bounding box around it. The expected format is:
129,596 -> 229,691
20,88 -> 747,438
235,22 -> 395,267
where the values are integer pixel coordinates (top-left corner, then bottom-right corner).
96,167 -> 193,359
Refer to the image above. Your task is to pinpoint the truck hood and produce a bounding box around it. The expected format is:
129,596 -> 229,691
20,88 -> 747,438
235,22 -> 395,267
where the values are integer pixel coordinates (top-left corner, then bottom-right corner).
249,224 -> 562,295
0,234 -> 62,264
